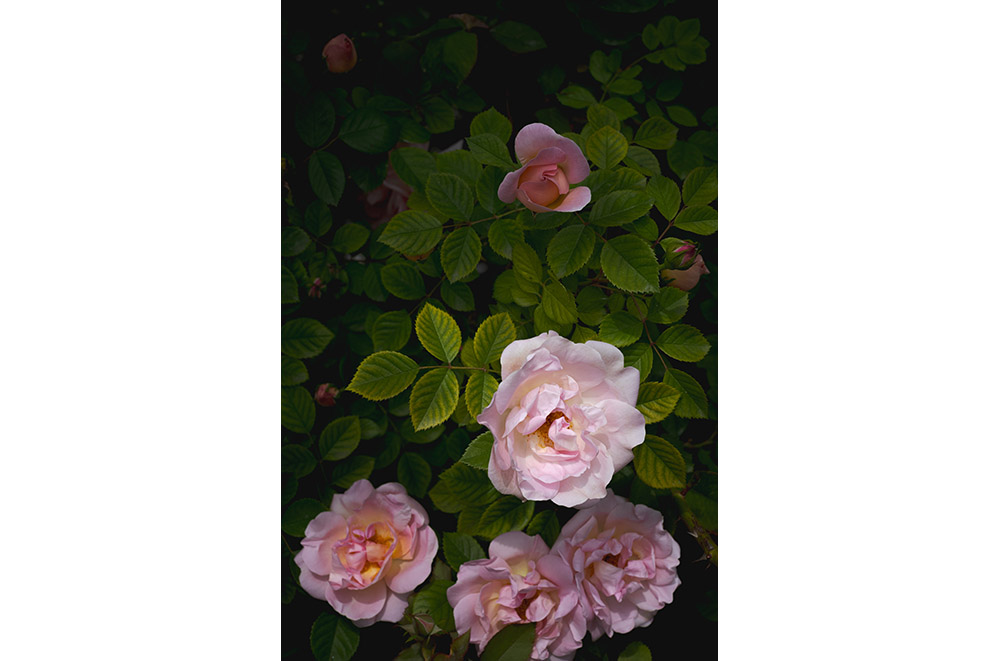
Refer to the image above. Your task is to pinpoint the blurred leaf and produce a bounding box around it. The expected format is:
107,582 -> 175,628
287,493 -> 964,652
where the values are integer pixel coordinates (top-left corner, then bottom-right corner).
442,31 -> 478,82
409,368 -> 460,431
480,623 -> 535,661
397,452 -> 432,498
416,303 -> 462,363
308,152 -> 345,206
441,280 -> 475,311
636,382 -> 681,423
310,611 -> 359,661
470,107 -> 513,143
281,355 -> 308,386
667,141 -> 704,179
642,24 -> 660,50
379,210 -> 443,257
460,431 -> 493,469
608,77 -> 642,95
557,85 -> 597,109
347,351 -> 420,401
281,445 -> 317,480
634,116 -> 679,150
619,641 -> 652,661
422,96 -> 455,134
330,222 -> 369,253
586,126 -> 629,169
295,93 -> 336,148
634,434 -> 686,489
667,105 -> 698,127
601,234 -> 659,293
440,227 -> 483,282
443,532 -> 486,571
281,227 -> 310,257
319,416 -> 361,461
427,173 -> 474,221
605,97 -> 638,120
338,108 -> 399,153
491,21 -> 546,53
589,51 -> 614,84
477,496 -> 534,538
371,311 -> 412,352
282,318 -> 333,358
281,266 -> 300,304
304,200 -> 333,237
282,498 -> 325,536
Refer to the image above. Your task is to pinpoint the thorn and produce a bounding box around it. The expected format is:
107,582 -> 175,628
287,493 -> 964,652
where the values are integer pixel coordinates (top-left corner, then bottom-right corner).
688,531 -> 699,538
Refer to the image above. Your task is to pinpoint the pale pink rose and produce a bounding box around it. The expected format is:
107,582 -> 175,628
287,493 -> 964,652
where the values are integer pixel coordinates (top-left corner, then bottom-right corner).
294,479 -> 438,626
498,123 -> 592,213
477,331 -> 646,508
663,254 -> 710,291
322,34 -> 357,74
447,532 -> 587,661
552,493 -> 681,639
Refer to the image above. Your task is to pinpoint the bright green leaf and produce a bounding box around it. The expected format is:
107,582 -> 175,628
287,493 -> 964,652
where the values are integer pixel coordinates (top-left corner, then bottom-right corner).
599,311 -> 643,347
588,190 -> 654,227
674,205 -> 718,235
634,434 -> 687,489
473,313 -> 516,366
347,351 -> 420,401
656,324 -> 711,362
409,369 -> 460,431
416,303 -> 461,362
664,368 -> 709,418
460,431 -> 493,470
379,210 -> 443,257
636,382 -> 682,423
465,371 -> 499,418
647,174 -> 682,220
601,234 -> 660,293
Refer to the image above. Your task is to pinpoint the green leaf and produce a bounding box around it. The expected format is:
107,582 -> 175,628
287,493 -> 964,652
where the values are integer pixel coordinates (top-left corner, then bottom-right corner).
598,311 -> 643,347
473,313 -> 516,365
310,612 -> 359,661
586,126 -> 629,170
347,351 -> 420,401
329,455 -> 375,488
470,107 -> 513,143
647,174 -> 682,220
512,242 -> 543,290
674,205 -> 718,235
677,42 -> 707,65
656,324 -> 711,362
664,368 -> 709,418
546,225 -> 596,278
557,85 -> 597,109
281,227 -> 310,257
667,141 -> 704,179
588,190 -> 654,227
541,281 -> 577,325
330,222 -> 369,253
641,24 -> 660,49
281,445 -> 317,480
460,431 -> 494,470
409,368 -> 460,431
667,105 -> 698,128
421,96 -> 455,134
295,93 -> 336,148
381,262 -> 426,300
477,496 -> 534,538
636,382 -> 682,423
624,145 -> 661,176
586,103 -> 620,131
371,310 -> 411,352
338,107 -> 398,153
468,133 -> 515,169
379,210 -> 443,257
308,152 -> 346,206
634,116 -> 679,150
601,234 -> 660,293
491,21 -> 547,53
281,265 -> 300,304
442,30 -> 477,82
412,580 -> 456,631
319,416 -> 361,461
633,434 -> 686,489
488,217 -> 524,259
390,147 -> 437,192
416,303 -> 462,362
477,166 -> 507,214
465,371 -> 499,418
281,355 -> 308,386
430,461 -> 500,513
588,50 -> 614,84
441,280 -> 475,311
282,497 -> 325,536
443,532 -> 486,571
436,150 -> 481,189
426,173 -> 474,221
304,200 -> 333,237
608,77 -> 642,95
647,287 -> 689,324
526,510 -> 561,547
622,342 -> 653,381
619,641 -> 653,661
682,166 -> 718,206
440,227 -> 482,282
480,623 -> 535,661
605,97 -> 638,120
282,318 -> 334,359
675,18 -> 701,43
397,452 -> 432,498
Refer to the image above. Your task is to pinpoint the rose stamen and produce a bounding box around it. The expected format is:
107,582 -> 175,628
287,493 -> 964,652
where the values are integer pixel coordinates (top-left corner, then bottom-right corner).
529,410 -> 570,448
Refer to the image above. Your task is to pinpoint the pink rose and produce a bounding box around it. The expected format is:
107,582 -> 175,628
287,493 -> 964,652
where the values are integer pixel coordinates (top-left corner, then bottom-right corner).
447,532 -> 586,661
294,479 -> 438,626
498,123 -> 591,213
477,331 -> 646,507
314,383 -> 338,407
663,254 -> 710,291
322,34 -> 358,74
552,493 -> 681,639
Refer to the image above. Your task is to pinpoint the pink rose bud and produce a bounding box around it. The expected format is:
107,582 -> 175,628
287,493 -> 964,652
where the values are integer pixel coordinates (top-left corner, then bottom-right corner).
307,277 -> 326,299
322,34 -> 358,74
477,331 -> 646,507
447,532 -> 587,660
661,238 -> 698,269
295,480 -> 439,626
314,384 -> 339,407
498,123 -> 592,213
663,254 -> 710,291
552,493 -> 681,640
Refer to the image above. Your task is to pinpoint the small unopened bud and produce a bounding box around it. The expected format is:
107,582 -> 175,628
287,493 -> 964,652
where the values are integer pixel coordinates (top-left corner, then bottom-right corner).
322,34 -> 358,73
412,613 -> 436,637
663,254 -> 710,291
315,384 -> 339,407
661,238 -> 699,269
307,277 -> 326,299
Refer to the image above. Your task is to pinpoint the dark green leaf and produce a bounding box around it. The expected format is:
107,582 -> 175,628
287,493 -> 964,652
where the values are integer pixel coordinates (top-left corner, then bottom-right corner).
667,141 -> 704,179
338,108 -> 398,153
330,222 -> 369,253
491,21 -> 546,53
304,200 -> 333,237
443,532 -> 486,571
412,580 -> 456,631
281,265 -> 300,304
599,311 -> 643,347
541,281 -> 577,324
546,224 -> 596,278
477,496 -> 534,538
426,173 -> 474,221
442,31 -> 477,82
470,107 -> 513,143
329,455 -> 375,488
480,623 -> 535,661
295,93 -> 336,148
281,355 -> 308,386
588,190 -> 654,227
682,166 -> 718,206
319,416 -> 361,461
371,310 -> 411,352
557,85 -> 597,109
488,217 -> 524,259
281,227 -> 310,257
468,133 -> 515,169
397,452 -> 432,498
526,510 -> 560,547
281,445 -> 317,480
664,368 -> 709,418
381,262 -> 426,300
440,227 -> 482,282
390,147 -> 437,192
310,611 -> 359,661
601,234 -> 660,293
308,152 -> 346,206
282,498 -> 325,536
379,210 -> 443,257
282,318 -> 334,358
477,166 -> 508,214
647,174 -> 682,220
460,431 -> 493,470
673,205 -> 718,235
634,116 -> 679,150
586,126 -> 629,169
429,462 -> 500,513
656,324 -> 711,362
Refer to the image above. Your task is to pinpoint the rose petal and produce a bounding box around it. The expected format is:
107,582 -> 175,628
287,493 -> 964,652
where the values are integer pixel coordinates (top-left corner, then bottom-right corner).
498,166 -> 526,203
549,186 -> 592,212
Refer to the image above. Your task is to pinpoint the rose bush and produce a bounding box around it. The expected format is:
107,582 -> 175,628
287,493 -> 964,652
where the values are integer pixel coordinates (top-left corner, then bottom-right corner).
553,493 -> 681,639
447,532 -> 587,661
294,479 -> 438,626
477,331 -> 646,507
498,123 -> 591,213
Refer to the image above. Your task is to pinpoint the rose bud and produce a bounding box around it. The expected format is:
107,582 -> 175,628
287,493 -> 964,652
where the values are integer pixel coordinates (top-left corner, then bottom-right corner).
661,238 -> 699,269
314,383 -> 339,407
322,34 -> 357,74
663,254 -> 710,291
307,277 -> 326,299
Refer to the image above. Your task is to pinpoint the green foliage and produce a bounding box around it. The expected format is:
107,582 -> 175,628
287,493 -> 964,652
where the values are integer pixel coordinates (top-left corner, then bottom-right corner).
310,612 -> 359,661
633,434 -> 687,489
319,417 -> 361,461
480,623 -> 536,661
601,235 -> 660,293
415,304 -> 461,363
409,368 -> 460,431
443,532 -> 486,571
440,227 -> 482,282
379,211 -> 443,257
460,431 -> 494,469
346,352 -> 419,401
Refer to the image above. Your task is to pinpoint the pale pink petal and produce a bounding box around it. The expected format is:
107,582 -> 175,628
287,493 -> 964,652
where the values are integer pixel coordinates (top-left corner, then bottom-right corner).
378,589 -> 410,623
386,526 -> 437,593
549,186 -> 592,212
488,531 -> 547,564
497,331 -> 559,378
516,188 -> 556,213
583,340 -> 640,403
328,580 -> 388,623
520,146 -> 569,169
514,123 -> 561,163
498,167 -> 526,203
294,552 -> 330,600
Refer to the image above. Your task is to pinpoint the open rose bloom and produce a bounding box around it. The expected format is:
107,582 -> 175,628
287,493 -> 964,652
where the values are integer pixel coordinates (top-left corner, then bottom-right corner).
552,493 -> 681,639
498,123 -> 591,213
294,480 -> 438,626
447,532 -> 586,661
477,331 -> 646,507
